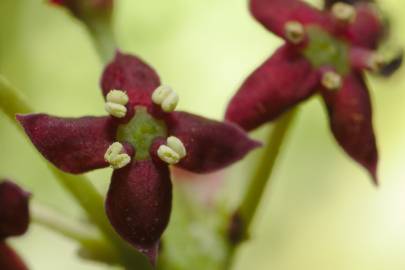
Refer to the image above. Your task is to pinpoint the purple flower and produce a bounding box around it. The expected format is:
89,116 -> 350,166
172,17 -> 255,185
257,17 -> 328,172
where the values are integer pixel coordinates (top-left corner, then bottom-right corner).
226,0 -> 400,183
0,180 -> 30,270
17,52 -> 260,262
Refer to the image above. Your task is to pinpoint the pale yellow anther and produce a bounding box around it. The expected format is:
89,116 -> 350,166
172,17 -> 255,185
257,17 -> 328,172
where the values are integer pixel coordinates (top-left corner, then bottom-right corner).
104,142 -> 131,169
167,136 -> 187,159
322,71 -> 342,91
157,145 -> 181,165
285,21 -> 305,44
161,92 -> 179,112
152,85 -> 172,104
152,85 -> 179,112
106,90 -> 129,105
157,136 -> 187,164
105,90 -> 128,118
105,102 -> 127,118
368,53 -> 386,72
332,2 -> 356,23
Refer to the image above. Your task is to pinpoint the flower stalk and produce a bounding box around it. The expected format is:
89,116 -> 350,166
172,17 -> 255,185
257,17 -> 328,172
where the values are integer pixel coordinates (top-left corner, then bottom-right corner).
225,109 -> 297,269
31,201 -> 119,264
0,74 -> 151,270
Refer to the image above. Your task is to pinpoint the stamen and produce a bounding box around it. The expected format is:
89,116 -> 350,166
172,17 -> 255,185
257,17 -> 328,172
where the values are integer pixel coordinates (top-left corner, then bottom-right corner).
105,102 -> 127,118
321,71 -> 342,91
104,142 -> 131,169
157,136 -> 187,164
332,2 -> 356,23
106,90 -> 129,105
167,136 -> 187,158
161,92 -> 179,112
284,21 -> 305,44
152,85 -> 179,112
157,145 -> 181,165
152,85 -> 172,104
105,90 -> 129,118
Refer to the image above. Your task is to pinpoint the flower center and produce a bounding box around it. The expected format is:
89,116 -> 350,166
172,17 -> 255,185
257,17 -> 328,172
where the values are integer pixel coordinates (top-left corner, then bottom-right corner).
302,26 -> 350,75
117,106 -> 167,160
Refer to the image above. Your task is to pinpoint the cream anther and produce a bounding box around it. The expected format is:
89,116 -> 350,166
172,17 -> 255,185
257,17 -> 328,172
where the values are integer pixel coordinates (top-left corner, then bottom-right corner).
152,85 -> 179,112
157,136 -> 187,164
322,71 -> 342,91
285,21 -> 305,44
104,142 -> 131,169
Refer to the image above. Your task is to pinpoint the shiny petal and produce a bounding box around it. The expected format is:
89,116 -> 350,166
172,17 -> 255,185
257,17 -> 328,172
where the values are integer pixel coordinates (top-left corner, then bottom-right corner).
321,72 -> 378,183
343,3 -> 384,49
17,114 -> 119,174
250,0 -> 332,39
0,242 -> 28,270
106,160 -> 172,263
0,181 -> 30,239
226,45 -> 319,131
165,112 -> 261,173
101,52 -> 161,108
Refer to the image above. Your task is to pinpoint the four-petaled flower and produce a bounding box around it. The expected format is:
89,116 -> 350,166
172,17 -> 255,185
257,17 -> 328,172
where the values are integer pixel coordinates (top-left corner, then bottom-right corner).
17,52 -> 260,262
226,0 -> 400,183
0,180 -> 30,270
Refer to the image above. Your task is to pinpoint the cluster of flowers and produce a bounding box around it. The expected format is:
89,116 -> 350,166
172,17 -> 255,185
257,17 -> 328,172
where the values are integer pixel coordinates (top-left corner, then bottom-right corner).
1,0 -> 401,268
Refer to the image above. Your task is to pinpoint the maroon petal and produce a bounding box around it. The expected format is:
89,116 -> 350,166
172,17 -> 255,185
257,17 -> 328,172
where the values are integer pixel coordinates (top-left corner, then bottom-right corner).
324,0 -> 374,9
17,114 -> 119,174
0,242 -> 28,270
250,0 -> 332,39
101,52 -> 160,107
165,112 -> 260,173
343,3 -> 384,49
321,72 -> 378,183
226,45 -> 319,131
0,181 -> 30,239
106,160 -> 172,264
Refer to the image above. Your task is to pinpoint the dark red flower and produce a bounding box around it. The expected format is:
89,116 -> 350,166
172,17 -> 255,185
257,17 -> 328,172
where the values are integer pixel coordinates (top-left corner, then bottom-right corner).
0,180 -> 30,270
226,0 -> 402,183
17,52 -> 260,263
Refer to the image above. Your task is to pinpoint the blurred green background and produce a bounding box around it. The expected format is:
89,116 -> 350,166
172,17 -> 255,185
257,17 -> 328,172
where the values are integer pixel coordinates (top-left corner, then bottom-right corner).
1,0 -> 405,269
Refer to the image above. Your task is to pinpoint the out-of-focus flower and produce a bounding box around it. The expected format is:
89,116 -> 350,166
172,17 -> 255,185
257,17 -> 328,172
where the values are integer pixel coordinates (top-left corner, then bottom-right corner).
0,180 -> 30,270
226,0 -> 402,183
17,52 -> 260,263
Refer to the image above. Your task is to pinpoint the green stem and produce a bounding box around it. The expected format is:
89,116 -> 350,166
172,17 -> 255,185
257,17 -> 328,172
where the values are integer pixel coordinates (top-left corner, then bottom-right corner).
225,110 -> 297,269
85,15 -> 117,63
31,201 -> 119,265
0,75 -> 151,269
31,201 -> 100,242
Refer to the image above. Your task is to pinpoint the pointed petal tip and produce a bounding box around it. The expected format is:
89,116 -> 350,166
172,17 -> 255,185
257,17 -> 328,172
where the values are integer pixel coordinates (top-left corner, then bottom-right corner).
367,162 -> 379,186
106,161 -> 171,261
135,242 -> 159,267
17,114 -> 116,174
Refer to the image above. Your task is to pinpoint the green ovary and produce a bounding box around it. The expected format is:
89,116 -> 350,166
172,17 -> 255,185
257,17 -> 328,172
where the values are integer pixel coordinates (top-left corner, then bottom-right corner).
117,106 -> 167,160
302,26 -> 350,75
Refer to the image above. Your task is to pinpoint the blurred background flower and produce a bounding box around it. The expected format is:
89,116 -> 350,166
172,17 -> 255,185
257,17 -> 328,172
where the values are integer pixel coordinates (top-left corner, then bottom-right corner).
0,0 -> 404,269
